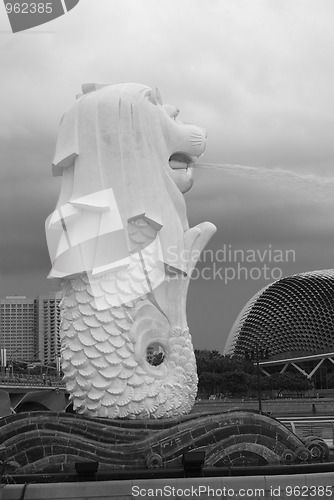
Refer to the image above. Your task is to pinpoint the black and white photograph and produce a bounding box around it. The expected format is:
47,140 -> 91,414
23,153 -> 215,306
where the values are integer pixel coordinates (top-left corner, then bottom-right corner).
1,0 -> 334,497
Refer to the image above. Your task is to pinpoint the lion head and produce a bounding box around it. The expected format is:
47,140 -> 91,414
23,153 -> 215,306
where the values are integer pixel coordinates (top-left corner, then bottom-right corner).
46,83 -> 207,279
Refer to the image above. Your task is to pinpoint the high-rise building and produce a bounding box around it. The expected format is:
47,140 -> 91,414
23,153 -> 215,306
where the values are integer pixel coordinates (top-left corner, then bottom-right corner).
0,296 -> 37,361
0,291 -> 62,366
36,292 -> 62,364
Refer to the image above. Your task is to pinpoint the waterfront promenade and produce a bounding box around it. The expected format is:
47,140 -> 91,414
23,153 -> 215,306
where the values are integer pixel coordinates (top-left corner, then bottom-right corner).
192,397 -> 334,418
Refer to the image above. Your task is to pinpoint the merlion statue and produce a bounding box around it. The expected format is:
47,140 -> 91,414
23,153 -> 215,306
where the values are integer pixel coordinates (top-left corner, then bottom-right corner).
46,83 -> 216,419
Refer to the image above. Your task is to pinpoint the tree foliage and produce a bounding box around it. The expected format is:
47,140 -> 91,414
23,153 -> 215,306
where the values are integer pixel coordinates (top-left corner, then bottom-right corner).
194,349 -> 312,397
194,349 -> 257,396
268,372 -> 312,395
326,372 -> 334,388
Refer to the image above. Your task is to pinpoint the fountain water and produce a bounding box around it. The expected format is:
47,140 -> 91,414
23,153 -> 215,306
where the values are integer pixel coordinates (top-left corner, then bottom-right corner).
193,161 -> 334,205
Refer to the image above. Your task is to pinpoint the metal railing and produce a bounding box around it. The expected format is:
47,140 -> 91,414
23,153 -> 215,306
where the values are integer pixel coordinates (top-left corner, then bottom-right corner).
280,418 -> 334,444
0,373 -> 65,388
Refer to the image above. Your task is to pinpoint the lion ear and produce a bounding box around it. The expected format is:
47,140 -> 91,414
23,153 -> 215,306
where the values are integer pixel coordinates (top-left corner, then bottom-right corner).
155,87 -> 163,104
148,87 -> 163,105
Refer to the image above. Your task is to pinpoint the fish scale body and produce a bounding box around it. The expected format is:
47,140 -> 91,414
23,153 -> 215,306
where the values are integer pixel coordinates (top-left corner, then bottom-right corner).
60,219 -> 198,419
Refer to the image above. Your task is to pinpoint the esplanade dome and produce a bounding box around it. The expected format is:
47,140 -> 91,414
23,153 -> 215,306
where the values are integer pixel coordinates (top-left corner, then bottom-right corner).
224,270 -> 334,360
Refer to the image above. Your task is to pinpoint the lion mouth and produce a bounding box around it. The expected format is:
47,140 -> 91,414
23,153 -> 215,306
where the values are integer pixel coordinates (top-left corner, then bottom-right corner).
169,152 -> 195,171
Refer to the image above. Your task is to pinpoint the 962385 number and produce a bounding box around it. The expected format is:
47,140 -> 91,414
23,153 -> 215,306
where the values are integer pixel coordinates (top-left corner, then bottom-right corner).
5,3 -> 53,14
285,485 -> 332,497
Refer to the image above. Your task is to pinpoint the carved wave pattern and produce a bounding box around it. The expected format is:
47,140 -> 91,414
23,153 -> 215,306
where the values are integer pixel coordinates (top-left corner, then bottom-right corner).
0,410 -> 328,475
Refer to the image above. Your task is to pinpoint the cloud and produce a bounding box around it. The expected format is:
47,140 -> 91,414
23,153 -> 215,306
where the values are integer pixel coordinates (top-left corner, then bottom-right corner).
188,166 -> 334,242
1,0 -> 334,350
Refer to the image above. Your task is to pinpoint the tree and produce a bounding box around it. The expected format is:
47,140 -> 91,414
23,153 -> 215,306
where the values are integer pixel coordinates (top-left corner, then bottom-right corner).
246,373 -> 270,392
220,370 -> 248,396
326,372 -> 334,388
195,349 -> 254,375
288,373 -> 313,394
268,372 -> 312,396
195,349 -> 259,396
198,371 -> 223,393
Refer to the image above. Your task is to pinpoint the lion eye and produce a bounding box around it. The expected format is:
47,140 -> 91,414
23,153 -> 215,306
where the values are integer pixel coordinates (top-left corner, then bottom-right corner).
171,109 -> 180,120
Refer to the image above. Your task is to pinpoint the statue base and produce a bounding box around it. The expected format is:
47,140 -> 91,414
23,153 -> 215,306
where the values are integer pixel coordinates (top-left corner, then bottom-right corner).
0,410 -> 328,476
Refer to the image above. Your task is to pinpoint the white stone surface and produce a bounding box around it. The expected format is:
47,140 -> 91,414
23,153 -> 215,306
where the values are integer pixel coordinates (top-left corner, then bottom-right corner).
2,474 -> 334,500
46,83 -> 216,419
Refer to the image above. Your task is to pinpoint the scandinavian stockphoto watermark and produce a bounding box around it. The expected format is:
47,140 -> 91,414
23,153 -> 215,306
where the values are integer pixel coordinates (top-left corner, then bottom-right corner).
167,244 -> 296,284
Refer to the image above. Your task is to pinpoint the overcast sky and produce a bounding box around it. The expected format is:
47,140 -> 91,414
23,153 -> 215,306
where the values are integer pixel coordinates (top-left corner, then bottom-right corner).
1,0 -> 334,352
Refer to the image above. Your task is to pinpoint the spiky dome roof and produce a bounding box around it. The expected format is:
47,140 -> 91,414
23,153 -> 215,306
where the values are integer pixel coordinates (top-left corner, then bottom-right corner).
224,270 -> 334,360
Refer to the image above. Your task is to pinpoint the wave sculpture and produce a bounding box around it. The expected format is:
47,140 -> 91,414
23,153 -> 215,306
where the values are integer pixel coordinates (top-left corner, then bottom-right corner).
45,83 -> 216,419
0,411 -> 328,474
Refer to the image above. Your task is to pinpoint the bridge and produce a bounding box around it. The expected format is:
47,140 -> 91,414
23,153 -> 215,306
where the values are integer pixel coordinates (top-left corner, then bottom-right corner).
0,374 -> 68,415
